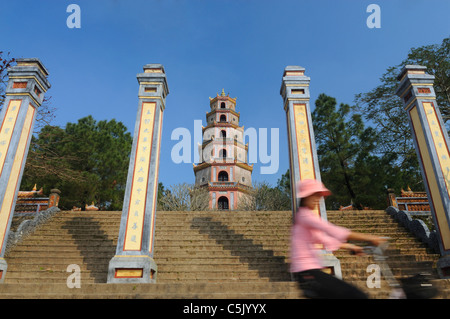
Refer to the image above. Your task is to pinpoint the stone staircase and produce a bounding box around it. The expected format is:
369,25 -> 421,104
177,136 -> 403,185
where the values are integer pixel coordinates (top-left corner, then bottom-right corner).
0,209 -> 449,299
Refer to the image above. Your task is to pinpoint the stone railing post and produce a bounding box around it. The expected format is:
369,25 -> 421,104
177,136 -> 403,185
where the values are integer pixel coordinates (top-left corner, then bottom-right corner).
48,189 -> 61,208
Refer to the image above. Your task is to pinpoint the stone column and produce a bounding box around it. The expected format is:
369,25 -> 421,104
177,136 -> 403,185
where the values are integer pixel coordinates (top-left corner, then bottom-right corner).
0,58 -> 50,282
396,65 -> 450,278
107,64 -> 168,283
280,66 -> 342,278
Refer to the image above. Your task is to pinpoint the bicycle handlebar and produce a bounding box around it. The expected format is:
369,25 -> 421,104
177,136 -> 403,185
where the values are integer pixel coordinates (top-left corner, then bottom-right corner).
351,237 -> 391,258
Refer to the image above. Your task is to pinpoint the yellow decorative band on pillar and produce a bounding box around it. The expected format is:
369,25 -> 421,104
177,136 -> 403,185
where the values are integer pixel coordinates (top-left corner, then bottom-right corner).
123,102 -> 157,251
293,103 -> 319,216
410,105 -> 450,251
423,102 -> 450,193
0,100 -> 22,177
293,104 -> 316,180
0,104 -> 35,253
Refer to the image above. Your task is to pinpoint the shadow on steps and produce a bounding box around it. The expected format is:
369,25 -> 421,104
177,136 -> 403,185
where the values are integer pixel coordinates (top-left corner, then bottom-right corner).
191,216 -> 290,282
61,217 -> 116,283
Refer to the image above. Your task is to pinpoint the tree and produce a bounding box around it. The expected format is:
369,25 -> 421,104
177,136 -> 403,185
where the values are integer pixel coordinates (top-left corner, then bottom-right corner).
21,116 -> 133,210
312,94 -> 390,209
276,169 -> 291,200
157,182 -> 166,211
238,180 -> 291,211
313,94 -> 362,204
158,183 -> 210,211
22,125 -> 87,186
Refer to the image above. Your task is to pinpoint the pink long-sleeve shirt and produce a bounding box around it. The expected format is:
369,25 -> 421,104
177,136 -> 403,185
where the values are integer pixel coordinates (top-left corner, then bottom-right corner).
290,207 -> 350,273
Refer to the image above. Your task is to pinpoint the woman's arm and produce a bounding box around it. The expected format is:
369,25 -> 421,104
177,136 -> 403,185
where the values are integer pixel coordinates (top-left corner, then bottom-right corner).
347,231 -> 387,246
340,233 -> 387,255
340,243 -> 364,255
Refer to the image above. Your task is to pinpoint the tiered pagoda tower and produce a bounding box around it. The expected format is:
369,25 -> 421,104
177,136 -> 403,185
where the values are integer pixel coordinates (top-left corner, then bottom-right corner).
193,89 -> 253,210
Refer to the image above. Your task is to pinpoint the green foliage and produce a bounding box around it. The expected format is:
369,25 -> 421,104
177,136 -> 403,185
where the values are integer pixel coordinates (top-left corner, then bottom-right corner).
276,169 -> 291,199
310,91 -> 426,210
157,182 -> 166,211
312,94 -> 394,210
21,116 -> 132,210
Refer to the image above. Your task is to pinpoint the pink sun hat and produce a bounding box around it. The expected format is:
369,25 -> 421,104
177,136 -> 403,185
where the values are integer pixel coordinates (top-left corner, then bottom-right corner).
296,179 -> 332,198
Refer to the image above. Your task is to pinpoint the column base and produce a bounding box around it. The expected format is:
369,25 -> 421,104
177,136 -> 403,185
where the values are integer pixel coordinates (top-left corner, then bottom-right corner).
320,252 -> 342,279
436,256 -> 450,279
0,258 -> 7,283
107,255 -> 157,283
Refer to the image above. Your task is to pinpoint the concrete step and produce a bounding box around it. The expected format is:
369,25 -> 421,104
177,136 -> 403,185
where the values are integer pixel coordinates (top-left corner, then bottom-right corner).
0,282 -> 301,299
3,209 -> 449,299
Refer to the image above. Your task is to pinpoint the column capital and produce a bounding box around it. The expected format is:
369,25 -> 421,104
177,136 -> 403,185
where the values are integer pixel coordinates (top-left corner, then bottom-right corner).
396,65 -> 435,91
6,58 -> 51,107
137,64 -> 169,95
397,65 -> 432,82
280,65 -> 311,111
280,66 -> 310,86
396,65 -> 437,110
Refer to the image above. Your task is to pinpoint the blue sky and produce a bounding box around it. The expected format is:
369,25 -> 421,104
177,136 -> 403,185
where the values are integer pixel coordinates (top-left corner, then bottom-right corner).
1,0 -> 449,188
